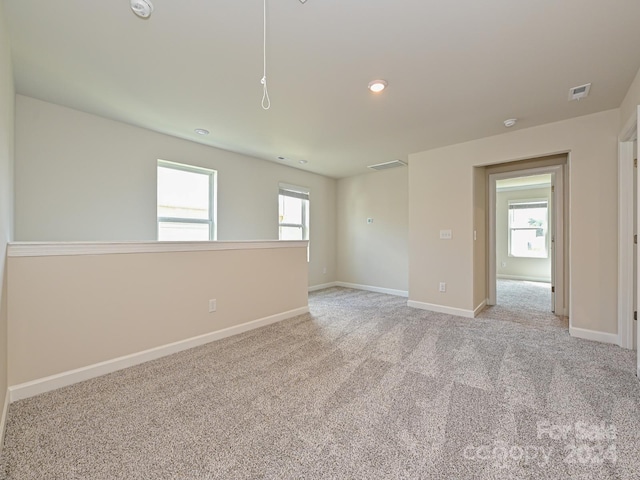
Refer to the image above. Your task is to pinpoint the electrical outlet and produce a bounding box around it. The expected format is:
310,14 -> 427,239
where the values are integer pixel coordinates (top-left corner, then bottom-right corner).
209,299 -> 217,313
323,266 -> 327,274
501,261 -> 507,268
439,282 -> 446,293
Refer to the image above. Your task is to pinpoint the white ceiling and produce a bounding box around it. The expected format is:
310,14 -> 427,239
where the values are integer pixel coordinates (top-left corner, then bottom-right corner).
4,0 -> 640,178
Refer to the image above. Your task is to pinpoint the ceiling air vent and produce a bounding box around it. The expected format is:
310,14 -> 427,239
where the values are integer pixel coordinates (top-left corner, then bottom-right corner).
568,83 -> 591,101
367,160 -> 407,171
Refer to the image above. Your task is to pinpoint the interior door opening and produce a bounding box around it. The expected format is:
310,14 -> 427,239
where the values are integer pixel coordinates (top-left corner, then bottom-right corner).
495,174 -> 553,313
634,142 -> 638,351
488,162 -> 566,319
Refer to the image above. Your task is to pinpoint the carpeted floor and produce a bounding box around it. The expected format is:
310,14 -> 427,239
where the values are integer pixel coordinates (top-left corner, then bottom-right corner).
1,287 -> 639,479
497,279 -> 552,313
480,279 -> 569,329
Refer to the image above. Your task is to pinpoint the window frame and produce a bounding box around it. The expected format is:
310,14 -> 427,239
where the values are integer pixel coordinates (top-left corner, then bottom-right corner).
278,183 -> 310,256
507,198 -> 549,259
157,160 -> 217,241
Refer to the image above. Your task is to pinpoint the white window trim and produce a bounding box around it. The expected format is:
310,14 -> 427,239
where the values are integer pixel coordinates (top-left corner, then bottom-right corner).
157,160 -> 217,241
278,183 -> 310,261
278,183 -> 309,240
507,198 -> 549,259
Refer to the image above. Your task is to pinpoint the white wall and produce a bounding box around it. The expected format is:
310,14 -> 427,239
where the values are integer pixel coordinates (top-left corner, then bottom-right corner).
336,168 -> 408,292
496,186 -> 552,282
0,0 -> 15,440
8,242 -> 308,389
409,109 -> 619,335
14,96 -> 336,286
620,65 -> 640,127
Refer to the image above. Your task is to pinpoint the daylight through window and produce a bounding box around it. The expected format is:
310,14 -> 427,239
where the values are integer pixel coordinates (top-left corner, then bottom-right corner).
278,185 -> 309,243
508,200 -> 548,258
157,161 -> 216,241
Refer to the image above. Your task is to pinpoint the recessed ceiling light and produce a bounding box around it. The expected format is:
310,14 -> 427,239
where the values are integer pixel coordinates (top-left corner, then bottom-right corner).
368,79 -> 388,93
130,0 -> 154,18
277,156 -> 286,160
503,118 -> 517,128
299,159 -> 308,164
194,128 -> 210,136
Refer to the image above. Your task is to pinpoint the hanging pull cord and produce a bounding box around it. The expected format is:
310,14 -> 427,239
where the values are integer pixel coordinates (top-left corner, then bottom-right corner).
261,0 -> 271,110
261,77 -> 270,110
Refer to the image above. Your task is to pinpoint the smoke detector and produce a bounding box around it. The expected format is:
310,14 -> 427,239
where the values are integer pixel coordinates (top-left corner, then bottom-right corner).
568,83 -> 591,101
131,0 -> 153,18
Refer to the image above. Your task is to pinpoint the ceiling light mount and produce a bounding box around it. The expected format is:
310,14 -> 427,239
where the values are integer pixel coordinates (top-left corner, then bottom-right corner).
194,128 -> 210,136
130,0 -> 154,18
503,118 -> 517,128
368,79 -> 388,93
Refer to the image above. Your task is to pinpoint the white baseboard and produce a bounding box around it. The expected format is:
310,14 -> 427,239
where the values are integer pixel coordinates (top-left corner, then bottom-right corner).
9,306 -> 309,403
335,282 -> 409,298
407,300 -> 474,318
497,274 -> 551,283
308,282 -> 338,292
569,326 -> 618,345
0,389 -> 9,452
474,299 -> 488,317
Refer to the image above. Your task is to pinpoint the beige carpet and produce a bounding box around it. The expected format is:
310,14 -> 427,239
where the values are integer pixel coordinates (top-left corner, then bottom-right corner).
1,287 -> 638,479
479,279 -> 568,329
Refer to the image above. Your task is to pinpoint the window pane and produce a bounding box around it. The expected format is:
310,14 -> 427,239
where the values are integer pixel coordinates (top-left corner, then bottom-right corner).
279,195 -> 304,225
509,204 -> 547,229
510,228 -> 547,257
158,222 -> 210,241
279,226 -> 303,240
158,166 -> 210,220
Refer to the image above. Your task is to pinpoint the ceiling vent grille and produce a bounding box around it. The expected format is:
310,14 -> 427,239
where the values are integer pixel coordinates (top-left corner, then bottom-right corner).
368,160 -> 407,171
568,83 -> 591,101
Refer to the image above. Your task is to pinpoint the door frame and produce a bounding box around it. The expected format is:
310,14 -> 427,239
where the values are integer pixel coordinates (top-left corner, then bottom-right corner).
617,109 -> 638,350
488,165 -> 565,315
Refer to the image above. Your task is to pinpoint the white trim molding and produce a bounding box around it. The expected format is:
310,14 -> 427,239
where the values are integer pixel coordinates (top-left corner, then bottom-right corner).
474,300 -> 488,317
8,306 -> 309,402
407,300 -> 475,319
335,282 -> 409,298
569,327 -> 619,345
308,282 -> 338,292
8,240 -> 309,258
617,112 -> 637,350
497,274 -> 552,283
0,390 -> 9,452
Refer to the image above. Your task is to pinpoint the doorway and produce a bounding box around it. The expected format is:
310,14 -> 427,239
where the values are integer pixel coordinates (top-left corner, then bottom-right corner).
495,174 -> 553,313
634,143 -> 637,352
617,110 -> 638,364
488,164 -> 566,317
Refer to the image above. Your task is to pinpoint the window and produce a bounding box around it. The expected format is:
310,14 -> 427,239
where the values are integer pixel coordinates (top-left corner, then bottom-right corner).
278,184 -> 309,242
157,160 -> 216,241
508,200 -> 548,258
